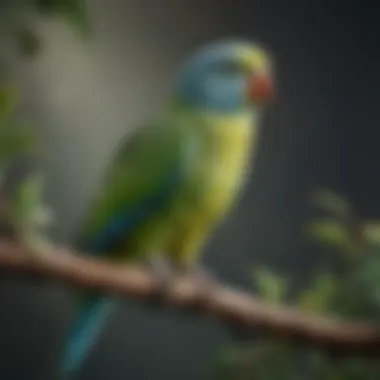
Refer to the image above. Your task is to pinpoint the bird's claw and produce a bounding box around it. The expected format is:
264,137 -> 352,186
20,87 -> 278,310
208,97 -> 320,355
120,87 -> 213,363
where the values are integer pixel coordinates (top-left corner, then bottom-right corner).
146,255 -> 175,300
185,265 -> 219,303
146,257 -> 218,305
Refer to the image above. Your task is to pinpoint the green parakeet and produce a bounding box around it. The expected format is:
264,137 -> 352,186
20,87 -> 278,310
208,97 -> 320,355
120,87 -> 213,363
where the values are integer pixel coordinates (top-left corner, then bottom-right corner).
60,39 -> 275,378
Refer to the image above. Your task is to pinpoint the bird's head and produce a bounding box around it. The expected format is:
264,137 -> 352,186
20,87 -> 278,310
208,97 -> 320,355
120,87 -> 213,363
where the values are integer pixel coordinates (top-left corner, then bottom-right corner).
176,40 -> 275,113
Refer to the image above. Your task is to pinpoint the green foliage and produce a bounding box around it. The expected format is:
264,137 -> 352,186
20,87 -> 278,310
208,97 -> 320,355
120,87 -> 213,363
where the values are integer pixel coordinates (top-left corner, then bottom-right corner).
16,26 -> 41,58
362,222 -> 380,246
9,171 -> 53,253
308,188 -> 366,260
311,188 -> 352,220
213,341 -> 336,380
10,172 -> 51,229
308,219 -> 354,254
309,189 -> 380,317
0,82 -> 51,250
3,0 -> 90,57
214,342 -> 380,380
33,0 -> 90,35
212,347 -> 244,380
253,267 -> 288,304
0,85 -> 36,172
0,0 -> 88,239
0,123 -> 36,160
217,187 -> 380,380
297,272 -> 338,313
35,0 -> 68,12
0,84 -> 19,119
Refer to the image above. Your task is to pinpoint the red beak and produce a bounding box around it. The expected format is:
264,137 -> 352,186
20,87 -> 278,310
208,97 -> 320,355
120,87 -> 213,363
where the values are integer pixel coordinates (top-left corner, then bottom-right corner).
248,74 -> 275,103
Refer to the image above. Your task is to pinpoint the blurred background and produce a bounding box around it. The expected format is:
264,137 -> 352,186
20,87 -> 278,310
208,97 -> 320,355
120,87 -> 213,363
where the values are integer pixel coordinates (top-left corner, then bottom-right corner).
0,0 -> 379,379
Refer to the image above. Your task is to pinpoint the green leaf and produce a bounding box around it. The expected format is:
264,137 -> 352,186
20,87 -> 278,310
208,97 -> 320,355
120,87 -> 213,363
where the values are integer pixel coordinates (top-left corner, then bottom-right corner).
0,87 -> 37,160
211,347 -> 241,380
0,85 -> 19,120
9,171 -> 53,256
11,172 -> 46,225
308,219 -> 353,249
33,0 -> 90,35
0,124 -> 37,161
297,272 -> 338,313
362,222 -> 380,246
16,26 -> 41,58
353,252 -> 380,306
64,0 -> 89,35
311,188 -> 352,219
253,267 -> 288,303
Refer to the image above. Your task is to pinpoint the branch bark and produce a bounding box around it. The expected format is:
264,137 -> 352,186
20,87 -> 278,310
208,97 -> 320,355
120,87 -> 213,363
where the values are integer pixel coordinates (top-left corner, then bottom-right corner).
0,240 -> 379,355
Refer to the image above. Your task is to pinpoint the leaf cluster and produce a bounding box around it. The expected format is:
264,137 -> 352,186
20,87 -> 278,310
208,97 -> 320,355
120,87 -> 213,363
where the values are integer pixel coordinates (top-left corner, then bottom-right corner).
214,189 -> 380,380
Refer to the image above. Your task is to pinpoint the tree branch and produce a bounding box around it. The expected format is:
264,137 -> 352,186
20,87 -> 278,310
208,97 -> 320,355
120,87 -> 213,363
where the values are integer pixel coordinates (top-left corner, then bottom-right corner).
0,240 -> 379,355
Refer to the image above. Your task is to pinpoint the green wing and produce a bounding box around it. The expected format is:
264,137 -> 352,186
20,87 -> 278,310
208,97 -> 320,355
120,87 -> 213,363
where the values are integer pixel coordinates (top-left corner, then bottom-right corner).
77,116 -> 196,256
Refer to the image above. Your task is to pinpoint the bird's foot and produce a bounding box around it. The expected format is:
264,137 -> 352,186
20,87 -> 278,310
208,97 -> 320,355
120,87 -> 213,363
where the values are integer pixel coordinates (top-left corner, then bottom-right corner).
183,265 -> 219,304
145,254 -> 175,300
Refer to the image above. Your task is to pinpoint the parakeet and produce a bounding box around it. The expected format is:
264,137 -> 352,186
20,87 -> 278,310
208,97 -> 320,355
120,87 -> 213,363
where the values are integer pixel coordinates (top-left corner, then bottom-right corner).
59,39 -> 275,378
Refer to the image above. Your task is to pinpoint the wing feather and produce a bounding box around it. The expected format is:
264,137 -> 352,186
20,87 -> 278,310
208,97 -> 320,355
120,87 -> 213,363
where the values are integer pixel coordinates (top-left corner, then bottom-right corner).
77,118 -> 195,255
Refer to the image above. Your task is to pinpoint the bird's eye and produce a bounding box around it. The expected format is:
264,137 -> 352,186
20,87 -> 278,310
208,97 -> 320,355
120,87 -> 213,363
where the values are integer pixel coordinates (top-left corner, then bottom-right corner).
216,60 -> 242,75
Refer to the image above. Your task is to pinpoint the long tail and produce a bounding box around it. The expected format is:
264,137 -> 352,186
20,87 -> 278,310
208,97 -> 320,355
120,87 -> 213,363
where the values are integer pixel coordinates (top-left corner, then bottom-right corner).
59,293 -> 117,378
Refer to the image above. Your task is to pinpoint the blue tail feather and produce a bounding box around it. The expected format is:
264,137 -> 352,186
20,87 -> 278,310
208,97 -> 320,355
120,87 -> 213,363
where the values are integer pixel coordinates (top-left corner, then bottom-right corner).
60,294 -> 117,378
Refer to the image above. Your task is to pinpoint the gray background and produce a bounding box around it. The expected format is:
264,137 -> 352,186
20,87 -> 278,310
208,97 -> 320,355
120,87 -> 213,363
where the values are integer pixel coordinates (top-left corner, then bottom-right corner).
0,0 -> 379,379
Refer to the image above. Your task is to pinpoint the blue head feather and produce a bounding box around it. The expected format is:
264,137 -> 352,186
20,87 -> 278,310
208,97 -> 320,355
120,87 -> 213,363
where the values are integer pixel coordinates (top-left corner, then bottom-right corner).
176,40 -> 261,112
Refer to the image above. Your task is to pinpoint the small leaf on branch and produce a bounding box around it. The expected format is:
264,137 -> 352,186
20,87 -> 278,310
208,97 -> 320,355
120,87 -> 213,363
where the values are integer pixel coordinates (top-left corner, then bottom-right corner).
10,172 -> 49,226
362,222 -> 380,246
307,218 -> 359,258
253,267 -> 288,303
311,188 -> 352,219
297,272 -> 338,313
9,172 -> 53,256
0,85 -> 19,120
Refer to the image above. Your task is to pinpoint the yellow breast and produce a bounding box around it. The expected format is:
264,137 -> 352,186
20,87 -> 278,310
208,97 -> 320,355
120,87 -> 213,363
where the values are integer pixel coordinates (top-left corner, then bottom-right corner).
164,112 -> 259,264
197,112 -> 258,220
